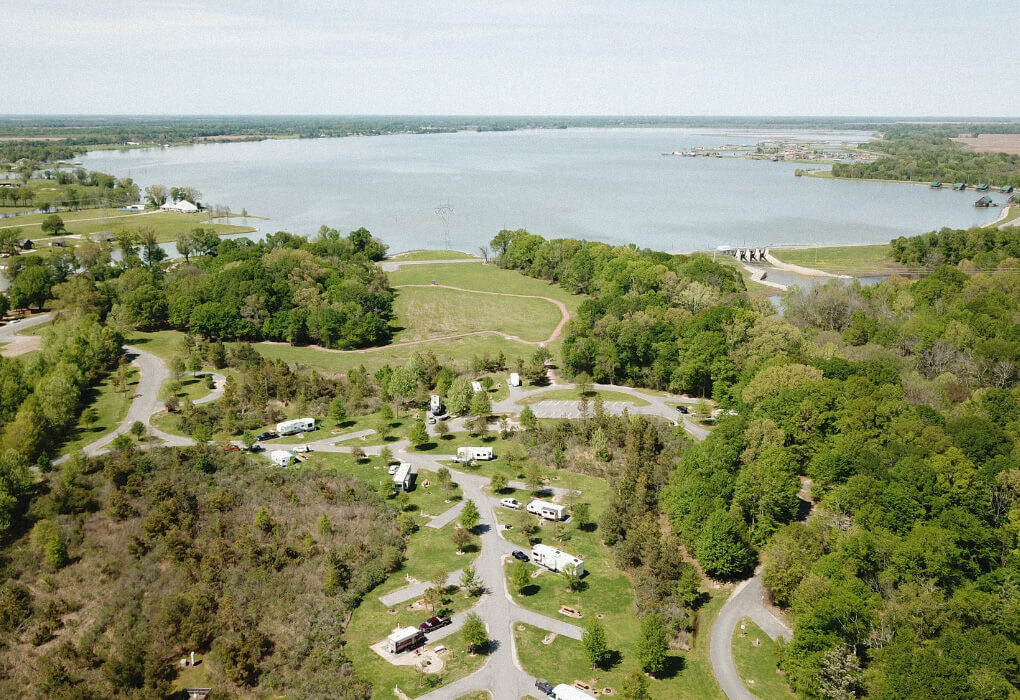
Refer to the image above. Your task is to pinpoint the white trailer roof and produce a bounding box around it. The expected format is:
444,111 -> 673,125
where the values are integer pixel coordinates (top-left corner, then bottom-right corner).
387,626 -> 420,644
552,684 -> 596,700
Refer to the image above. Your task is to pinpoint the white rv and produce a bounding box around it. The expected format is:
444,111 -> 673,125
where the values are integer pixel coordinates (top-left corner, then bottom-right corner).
526,500 -> 567,521
392,463 -> 417,491
551,684 -> 596,700
429,394 -> 442,413
456,446 -> 494,462
531,544 -> 584,575
270,450 -> 295,467
276,417 -> 316,435
471,381 -> 483,393
386,626 -> 425,654
508,372 -> 521,387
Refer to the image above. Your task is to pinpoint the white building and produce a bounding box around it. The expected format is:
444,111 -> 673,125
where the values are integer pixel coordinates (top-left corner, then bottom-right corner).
526,500 -> 567,521
392,463 -> 417,491
471,381 -> 483,393
551,684 -> 596,700
161,199 -> 199,213
531,544 -> 584,575
270,450 -> 295,467
277,417 -> 315,435
456,446 -> 494,462
508,372 -> 521,387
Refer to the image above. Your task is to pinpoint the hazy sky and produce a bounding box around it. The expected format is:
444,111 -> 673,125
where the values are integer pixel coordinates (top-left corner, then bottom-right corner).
5,0 -> 1018,116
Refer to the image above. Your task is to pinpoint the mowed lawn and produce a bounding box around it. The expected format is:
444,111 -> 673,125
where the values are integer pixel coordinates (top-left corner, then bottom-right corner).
771,244 -> 903,275
517,388 -> 651,407
1,207 -> 255,243
392,286 -> 561,344
56,366 -> 140,456
387,262 -> 581,313
732,618 -> 794,699
389,250 -> 478,261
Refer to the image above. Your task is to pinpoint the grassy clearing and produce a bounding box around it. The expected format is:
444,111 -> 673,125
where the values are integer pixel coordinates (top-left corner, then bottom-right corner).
160,374 -> 214,403
770,244 -> 902,276
732,618 -> 794,699
2,207 -> 255,243
390,250 -> 478,262
518,388 -> 650,407
388,263 -> 581,312
124,331 -> 188,361
56,366 -> 139,456
393,286 -> 560,344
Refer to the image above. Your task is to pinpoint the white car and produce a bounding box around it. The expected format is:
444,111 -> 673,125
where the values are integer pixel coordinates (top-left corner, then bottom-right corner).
293,445 -> 311,453
388,464 -> 400,475
499,498 -> 521,509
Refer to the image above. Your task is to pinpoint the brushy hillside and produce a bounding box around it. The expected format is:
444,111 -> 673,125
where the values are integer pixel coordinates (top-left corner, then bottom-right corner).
0,447 -> 404,699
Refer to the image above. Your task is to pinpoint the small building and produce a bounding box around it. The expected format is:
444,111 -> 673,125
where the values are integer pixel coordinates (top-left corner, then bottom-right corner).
386,626 -> 425,654
471,381 -> 483,393
18,239 -> 33,250
456,446 -> 494,462
975,195 -> 994,208
552,684 -> 597,700
392,463 -> 417,491
270,450 -> 295,467
277,417 -> 315,435
531,544 -> 584,575
527,500 -> 567,521
1001,185 -> 1014,194
429,394 -> 442,413
161,199 -> 199,213
953,182 -> 967,190
508,372 -> 521,387
929,181 -> 942,189
976,183 -> 989,191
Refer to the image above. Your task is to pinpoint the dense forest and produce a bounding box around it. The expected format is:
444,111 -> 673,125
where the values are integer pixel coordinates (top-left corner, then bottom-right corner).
3,225 -> 394,349
890,225 -> 1020,269
0,446 -> 403,698
832,124 -> 1020,187
491,228 -> 748,395
494,229 -> 1020,698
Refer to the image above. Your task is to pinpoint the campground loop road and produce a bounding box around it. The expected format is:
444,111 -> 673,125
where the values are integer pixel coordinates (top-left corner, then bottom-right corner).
0,312 -> 53,357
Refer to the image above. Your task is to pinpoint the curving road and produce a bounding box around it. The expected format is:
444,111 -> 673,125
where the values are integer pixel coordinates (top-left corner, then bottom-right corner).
0,312 -> 52,357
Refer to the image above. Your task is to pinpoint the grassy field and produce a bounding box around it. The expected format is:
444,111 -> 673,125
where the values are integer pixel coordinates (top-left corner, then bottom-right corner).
518,388 -> 650,407
388,263 -> 581,312
732,618 -> 794,699
56,366 -> 139,456
159,373 -> 215,403
389,250 -> 478,261
770,244 -> 902,276
393,285 -> 561,344
0,207 -> 255,243
124,331 -> 185,361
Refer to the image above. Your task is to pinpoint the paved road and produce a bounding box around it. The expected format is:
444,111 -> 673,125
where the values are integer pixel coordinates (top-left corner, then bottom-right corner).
0,312 -> 52,357
710,575 -> 792,700
188,371 -> 226,405
379,258 -> 483,272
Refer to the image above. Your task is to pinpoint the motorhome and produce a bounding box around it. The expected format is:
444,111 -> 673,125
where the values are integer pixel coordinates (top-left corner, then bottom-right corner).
526,500 -> 567,521
456,446 -> 494,462
531,544 -> 585,575
429,394 -> 442,413
508,372 -> 521,387
392,463 -> 417,491
276,417 -> 316,435
386,626 -> 425,654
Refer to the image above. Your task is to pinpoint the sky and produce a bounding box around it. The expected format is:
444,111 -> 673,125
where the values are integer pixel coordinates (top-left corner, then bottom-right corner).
4,0 -> 1018,116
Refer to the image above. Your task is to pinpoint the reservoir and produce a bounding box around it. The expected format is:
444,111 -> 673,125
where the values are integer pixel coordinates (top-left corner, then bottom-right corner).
80,128 -> 1000,253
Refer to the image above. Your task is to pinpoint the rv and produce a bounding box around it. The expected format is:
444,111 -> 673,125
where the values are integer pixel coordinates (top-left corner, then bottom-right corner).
551,684 -> 596,700
508,372 -> 521,387
471,381 -> 483,393
456,446 -> 494,462
526,500 -> 567,521
270,450 -> 295,467
429,394 -> 442,413
392,463 -> 417,491
531,544 -> 584,576
386,626 -> 425,654
276,417 -> 316,435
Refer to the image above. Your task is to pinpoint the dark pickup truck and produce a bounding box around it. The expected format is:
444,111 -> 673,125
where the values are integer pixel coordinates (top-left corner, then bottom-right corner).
419,616 -> 452,632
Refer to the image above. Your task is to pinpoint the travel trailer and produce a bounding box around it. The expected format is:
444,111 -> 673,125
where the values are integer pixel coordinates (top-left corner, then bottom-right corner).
276,417 -> 315,435
526,500 -> 567,521
531,544 -> 584,575
456,446 -> 494,462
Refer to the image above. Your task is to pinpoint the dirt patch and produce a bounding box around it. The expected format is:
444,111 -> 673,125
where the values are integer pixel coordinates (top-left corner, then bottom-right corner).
542,632 -> 557,645
952,134 -> 1020,155
0,333 -> 41,357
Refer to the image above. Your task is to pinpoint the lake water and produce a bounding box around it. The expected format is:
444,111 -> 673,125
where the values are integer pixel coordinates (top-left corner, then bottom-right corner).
79,128 -> 1000,254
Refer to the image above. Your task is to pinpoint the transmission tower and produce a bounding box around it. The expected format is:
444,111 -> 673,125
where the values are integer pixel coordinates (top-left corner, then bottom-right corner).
434,201 -> 454,250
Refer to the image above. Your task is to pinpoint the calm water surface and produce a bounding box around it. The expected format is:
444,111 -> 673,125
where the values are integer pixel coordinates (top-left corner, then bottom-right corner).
81,128 -> 999,253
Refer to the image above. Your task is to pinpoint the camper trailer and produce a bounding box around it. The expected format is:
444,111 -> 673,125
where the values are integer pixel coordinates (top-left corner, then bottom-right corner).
386,626 -> 425,654
270,450 -> 295,467
429,394 -> 442,413
531,544 -> 584,575
276,417 -> 316,436
527,500 -> 567,521
551,684 -> 596,700
471,381 -> 483,393
456,446 -> 494,462
508,372 -> 521,387
392,463 -> 417,492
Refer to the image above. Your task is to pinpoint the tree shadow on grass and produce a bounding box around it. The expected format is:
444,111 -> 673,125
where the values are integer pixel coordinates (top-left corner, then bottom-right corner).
415,442 -> 440,451
658,653 -> 686,680
519,584 -> 540,597
439,434 -> 455,441
602,649 -> 623,671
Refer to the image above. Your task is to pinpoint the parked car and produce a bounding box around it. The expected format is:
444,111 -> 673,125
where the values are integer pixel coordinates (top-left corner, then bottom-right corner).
293,445 -> 311,453
257,431 -> 278,441
512,550 -> 529,562
500,498 -> 521,509
676,405 -> 689,414
427,415 -> 436,424
419,616 -> 451,631
535,679 -> 554,696
225,444 -> 240,451
387,464 -> 400,475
